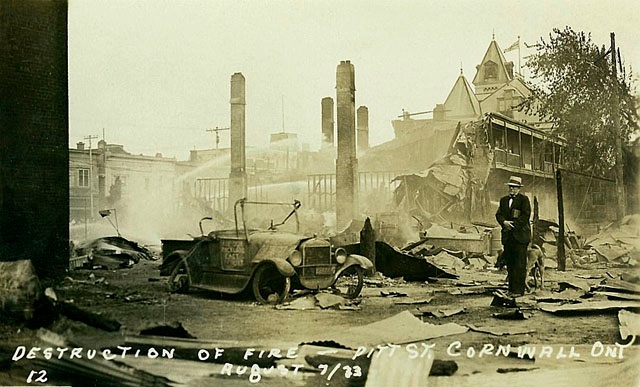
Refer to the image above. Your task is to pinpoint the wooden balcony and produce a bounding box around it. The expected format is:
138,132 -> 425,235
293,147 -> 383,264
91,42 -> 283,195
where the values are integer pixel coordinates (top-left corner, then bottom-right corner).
507,153 -> 522,168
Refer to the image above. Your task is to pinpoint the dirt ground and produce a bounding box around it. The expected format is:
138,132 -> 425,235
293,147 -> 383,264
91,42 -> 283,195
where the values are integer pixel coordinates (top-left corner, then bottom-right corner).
1,255 -> 639,386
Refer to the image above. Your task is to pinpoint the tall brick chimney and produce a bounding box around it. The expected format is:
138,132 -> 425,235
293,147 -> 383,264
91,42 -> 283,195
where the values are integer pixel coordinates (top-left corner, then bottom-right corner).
335,60 -> 358,230
357,105 -> 369,152
321,97 -> 334,149
228,72 -> 247,211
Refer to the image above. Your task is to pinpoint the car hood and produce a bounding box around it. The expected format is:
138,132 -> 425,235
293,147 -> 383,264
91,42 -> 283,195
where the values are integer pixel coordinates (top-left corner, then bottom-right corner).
248,231 -> 310,261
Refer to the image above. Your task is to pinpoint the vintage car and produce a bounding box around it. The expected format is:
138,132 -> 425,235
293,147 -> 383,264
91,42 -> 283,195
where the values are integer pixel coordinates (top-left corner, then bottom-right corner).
160,199 -> 373,304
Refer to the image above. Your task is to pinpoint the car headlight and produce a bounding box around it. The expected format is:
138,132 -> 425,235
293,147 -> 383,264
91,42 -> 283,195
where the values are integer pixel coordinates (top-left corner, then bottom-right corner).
289,250 -> 302,266
335,248 -> 347,264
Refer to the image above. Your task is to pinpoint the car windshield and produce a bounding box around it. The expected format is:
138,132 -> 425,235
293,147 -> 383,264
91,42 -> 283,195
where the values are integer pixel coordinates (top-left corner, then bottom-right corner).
238,201 -> 300,233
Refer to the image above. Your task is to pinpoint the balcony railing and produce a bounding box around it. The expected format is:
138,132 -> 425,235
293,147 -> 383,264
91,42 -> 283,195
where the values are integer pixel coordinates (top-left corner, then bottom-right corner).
495,149 -> 522,168
507,153 -> 522,168
494,148 -> 560,175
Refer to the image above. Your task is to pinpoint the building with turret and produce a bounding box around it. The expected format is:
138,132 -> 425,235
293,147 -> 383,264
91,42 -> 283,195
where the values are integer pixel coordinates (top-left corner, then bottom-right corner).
361,36 -> 617,227
364,36 -> 545,173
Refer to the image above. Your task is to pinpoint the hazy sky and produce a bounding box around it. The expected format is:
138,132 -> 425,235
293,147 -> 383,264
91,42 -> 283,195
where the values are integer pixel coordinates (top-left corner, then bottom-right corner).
68,0 -> 640,160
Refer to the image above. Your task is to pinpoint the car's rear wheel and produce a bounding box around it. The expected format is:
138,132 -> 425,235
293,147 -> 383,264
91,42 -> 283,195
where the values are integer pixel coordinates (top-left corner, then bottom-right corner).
334,266 -> 364,299
252,264 -> 290,305
168,259 -> 190,293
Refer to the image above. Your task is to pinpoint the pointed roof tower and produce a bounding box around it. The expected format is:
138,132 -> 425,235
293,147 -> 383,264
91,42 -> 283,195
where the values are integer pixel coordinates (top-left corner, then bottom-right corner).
443,69 -> 481,120
473,37 -> 515,100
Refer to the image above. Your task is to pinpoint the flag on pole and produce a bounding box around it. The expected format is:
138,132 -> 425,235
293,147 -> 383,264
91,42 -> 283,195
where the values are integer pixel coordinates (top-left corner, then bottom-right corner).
504,38 -> 519,53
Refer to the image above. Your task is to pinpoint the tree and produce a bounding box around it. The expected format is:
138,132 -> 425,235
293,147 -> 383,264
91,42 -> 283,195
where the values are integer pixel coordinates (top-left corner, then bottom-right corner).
523,27 -> 638,177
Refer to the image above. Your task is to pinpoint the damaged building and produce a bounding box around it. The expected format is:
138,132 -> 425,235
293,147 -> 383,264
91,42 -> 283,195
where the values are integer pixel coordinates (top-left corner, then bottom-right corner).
393,113 -> 617,230
355,36 -> 619,235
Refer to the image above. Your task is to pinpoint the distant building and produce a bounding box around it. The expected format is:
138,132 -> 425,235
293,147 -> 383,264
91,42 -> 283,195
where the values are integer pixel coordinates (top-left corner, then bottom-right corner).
269,132 -> 300,172
184,132 -> 313,213
69,141 -> 178,222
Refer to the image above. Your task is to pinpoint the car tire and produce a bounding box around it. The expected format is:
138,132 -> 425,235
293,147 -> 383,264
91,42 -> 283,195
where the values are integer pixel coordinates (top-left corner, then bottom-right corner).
335,266 -> 364,299
252,264 -> 291,305
168,259 -> 190,293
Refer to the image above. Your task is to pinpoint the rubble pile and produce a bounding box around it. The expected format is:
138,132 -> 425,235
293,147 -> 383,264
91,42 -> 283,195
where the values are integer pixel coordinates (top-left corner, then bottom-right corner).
3,211 -> 638,385
582,214 -> 640,267
71,236 -> 156,270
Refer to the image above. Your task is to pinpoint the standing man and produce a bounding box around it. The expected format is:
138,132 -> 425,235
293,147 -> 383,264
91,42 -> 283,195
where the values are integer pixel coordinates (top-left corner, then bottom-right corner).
495,176 -> 531,296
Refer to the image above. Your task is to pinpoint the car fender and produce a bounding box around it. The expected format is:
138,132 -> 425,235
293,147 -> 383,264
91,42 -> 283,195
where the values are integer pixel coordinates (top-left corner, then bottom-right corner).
160,249 -> 190,276
254,257 -> 296,277
167,250 -> 193,286
335,254 -> 374,276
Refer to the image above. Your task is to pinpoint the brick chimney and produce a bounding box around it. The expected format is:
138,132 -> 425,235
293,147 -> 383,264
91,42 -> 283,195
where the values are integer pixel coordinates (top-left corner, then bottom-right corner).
335,60 -> 358,230
321,97 -> 334,149
357,105 -> 369,152
228,72 -> 247,210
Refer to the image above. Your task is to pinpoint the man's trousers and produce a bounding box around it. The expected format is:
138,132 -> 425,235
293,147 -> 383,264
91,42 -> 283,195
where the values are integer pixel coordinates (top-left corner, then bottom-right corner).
503,241 -> 527,295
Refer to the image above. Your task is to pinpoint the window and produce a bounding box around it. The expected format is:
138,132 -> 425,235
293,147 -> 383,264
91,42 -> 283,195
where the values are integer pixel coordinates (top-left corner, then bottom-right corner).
591,182 -> 606,206
78,169 -> 89,187
498,90 -> 515,113
484,61 -> 497,80
498,98 -> 506,112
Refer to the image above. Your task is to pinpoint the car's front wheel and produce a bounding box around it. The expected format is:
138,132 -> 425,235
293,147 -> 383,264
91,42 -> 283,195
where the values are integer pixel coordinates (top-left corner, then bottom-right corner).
334,266 -> 364,299
252,264 -> 291,305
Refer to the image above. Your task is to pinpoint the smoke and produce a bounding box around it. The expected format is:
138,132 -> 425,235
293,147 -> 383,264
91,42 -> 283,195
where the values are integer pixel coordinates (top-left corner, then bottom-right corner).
107,172 -> 196,244
69,132 -> 408,247
179,153 -> 231,181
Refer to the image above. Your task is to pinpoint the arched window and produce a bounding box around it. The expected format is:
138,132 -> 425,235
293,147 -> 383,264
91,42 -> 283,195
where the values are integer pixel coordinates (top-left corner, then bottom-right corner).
484,61 -> 497,80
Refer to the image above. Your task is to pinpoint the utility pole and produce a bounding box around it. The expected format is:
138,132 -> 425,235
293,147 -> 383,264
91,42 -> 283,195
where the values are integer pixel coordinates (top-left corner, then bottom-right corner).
84,135 -> 98,221
556,169 -> 566,271
611,32 -> 626,220
206,126 -> 230,149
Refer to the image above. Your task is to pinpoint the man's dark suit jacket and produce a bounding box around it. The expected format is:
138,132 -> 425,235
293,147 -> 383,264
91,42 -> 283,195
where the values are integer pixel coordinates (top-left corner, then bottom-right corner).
495,193 -> 531,245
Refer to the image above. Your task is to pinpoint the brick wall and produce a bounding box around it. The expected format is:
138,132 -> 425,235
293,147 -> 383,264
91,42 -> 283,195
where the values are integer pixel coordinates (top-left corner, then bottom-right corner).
0,0 -> 69,278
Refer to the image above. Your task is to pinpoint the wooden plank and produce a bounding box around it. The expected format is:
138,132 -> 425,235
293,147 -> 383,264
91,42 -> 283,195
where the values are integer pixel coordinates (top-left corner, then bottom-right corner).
468,324 -> 536,336
539,301 -> 640,314
312,311 -> 468,348
594,291 -> 640,301
600,280 -> 640,294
